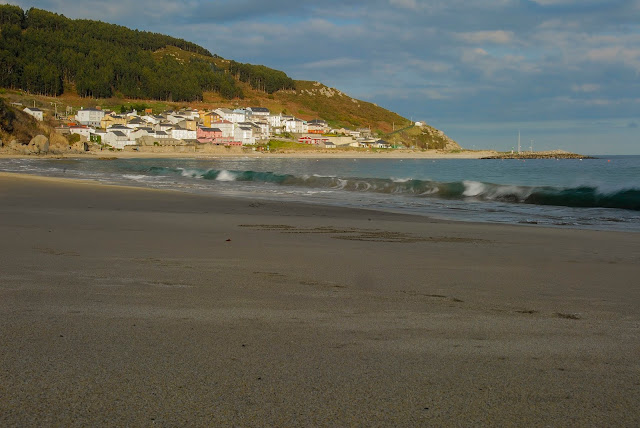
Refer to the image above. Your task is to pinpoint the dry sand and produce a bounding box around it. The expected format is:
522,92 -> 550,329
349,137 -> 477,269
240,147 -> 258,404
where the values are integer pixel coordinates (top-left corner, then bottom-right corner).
1,172 -> 639,426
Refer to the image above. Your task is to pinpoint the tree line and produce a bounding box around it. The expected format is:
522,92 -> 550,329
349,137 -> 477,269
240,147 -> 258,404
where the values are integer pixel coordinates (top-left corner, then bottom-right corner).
229,61 -> 296,94
0,6 -> 296,102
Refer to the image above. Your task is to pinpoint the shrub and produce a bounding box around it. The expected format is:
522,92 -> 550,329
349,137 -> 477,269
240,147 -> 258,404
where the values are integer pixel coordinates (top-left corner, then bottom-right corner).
67,133 -> 81,144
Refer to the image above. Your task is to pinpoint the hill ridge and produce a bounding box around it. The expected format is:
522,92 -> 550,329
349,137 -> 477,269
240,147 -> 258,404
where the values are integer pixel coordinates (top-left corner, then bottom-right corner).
0,4 -> 461,149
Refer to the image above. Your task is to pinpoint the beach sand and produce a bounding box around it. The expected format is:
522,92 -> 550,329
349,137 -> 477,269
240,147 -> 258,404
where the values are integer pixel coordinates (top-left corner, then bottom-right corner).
1,172 -> 639,426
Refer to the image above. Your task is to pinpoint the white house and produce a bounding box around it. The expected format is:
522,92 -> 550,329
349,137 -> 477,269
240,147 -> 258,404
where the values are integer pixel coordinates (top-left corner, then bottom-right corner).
234,126 -> 256,145
165,114 -> 185,124
255,121 -> 271,138
23,107 -> 44,121
267,114 -> 284,128
211,121 -> 235,138
247,107 -> 270,118
76,108 -> 105,127
103,131 -> 135,149
130,128 -> 151,140
155,122 -> 174,132
230,109 -> 248,123
153,131 -> 170,139
106,124 -> 133,138
284,118 -> 308,134
373,140 -> 391,149
127,117 -> 145,128
171,128 -> 197,140
179,109 -> 200,120
214,108 -> 235,122
267,114 -> 287,135
69,125 -> 93,139
141,115 -> 160,125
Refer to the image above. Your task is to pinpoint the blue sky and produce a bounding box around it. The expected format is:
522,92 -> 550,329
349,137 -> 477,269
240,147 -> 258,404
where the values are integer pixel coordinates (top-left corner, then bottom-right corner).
3,0 -> 640,154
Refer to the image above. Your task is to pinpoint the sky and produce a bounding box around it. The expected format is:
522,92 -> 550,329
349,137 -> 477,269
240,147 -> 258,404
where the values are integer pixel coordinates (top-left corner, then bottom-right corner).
3,0 -> 640,154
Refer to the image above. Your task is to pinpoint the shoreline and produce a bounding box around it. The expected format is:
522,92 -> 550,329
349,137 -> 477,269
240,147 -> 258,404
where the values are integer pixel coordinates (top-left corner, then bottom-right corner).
2,159 -> 638,234
1,171 -> 640,425
0,146 -> 600,160
0,148 -> 500,160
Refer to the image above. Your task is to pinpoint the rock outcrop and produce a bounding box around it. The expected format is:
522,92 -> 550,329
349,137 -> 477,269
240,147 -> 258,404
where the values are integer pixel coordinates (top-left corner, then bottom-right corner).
28,135 -> 49,154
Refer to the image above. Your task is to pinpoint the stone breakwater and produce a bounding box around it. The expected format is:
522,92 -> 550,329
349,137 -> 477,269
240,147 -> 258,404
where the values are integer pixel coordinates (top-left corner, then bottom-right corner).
481,151 -> 595,160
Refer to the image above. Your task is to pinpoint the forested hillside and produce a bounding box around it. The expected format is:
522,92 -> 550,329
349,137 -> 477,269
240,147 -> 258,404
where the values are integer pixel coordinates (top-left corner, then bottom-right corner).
0,5 -> 460,149
0,6 -> 295,101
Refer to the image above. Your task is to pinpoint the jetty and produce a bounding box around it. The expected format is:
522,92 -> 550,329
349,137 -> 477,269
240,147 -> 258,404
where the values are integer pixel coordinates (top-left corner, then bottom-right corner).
482,150 -> 595,160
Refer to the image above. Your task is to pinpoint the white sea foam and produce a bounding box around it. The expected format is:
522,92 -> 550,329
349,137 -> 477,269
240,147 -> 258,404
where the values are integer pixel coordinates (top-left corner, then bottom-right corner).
122,174 -> 148,181
178,168 -> 201,178
392,177 -> 411,183
491,185 -> 532,201
463,181 -> 486,197
334,179 -> 348,189
216,170 -> 236,181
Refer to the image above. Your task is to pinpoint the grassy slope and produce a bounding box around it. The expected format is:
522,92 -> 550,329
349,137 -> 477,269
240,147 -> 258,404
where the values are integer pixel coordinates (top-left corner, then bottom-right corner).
151,48 -> 412,132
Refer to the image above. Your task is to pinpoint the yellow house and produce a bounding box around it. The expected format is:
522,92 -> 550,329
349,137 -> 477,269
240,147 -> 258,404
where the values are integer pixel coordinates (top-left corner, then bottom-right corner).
100,114 -> 127,129
202,112 -> 221,128
183,119 -> 198,131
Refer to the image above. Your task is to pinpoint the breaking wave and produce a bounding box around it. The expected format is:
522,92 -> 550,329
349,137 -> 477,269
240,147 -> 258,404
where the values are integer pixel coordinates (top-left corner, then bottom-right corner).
146,167 -> 640,211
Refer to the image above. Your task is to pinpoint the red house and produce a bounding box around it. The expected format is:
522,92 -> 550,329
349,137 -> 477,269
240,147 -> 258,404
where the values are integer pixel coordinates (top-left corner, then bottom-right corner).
197,127 -> 222,143
299,136 -> 329,145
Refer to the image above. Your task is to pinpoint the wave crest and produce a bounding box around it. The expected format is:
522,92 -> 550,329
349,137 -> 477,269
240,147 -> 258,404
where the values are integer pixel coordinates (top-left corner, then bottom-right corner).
144,166 -> 640,211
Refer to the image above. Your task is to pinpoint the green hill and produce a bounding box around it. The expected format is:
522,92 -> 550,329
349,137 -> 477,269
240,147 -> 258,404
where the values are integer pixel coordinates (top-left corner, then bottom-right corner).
0,5 -> 292,101
0,5 -> 461,150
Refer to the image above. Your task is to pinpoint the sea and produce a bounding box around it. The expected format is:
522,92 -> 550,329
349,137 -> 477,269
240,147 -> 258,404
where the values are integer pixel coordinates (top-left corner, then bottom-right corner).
2,155 -> 640,232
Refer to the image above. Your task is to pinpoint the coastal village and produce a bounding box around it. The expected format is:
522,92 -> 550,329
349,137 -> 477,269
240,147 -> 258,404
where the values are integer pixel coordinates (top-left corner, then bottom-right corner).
20,104 -> 403,152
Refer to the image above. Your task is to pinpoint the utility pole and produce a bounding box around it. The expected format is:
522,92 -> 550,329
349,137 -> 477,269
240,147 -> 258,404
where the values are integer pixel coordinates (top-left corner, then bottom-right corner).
50,102 -> 60,119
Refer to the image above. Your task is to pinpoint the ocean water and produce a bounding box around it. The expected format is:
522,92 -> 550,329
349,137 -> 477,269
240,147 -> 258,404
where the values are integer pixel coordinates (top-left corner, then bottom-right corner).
2,155 -> 640,231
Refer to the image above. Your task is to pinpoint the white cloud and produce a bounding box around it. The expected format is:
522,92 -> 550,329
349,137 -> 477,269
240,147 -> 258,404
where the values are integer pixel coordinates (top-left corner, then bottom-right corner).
461,47 -> 489,62
407,59 -> 452,73
586,47 -> 640,70
455,30 -> 514,45
299,58 -> 363,70
389,0 -> 419,10
530,0 -> 609,5
571,84 -> 600,93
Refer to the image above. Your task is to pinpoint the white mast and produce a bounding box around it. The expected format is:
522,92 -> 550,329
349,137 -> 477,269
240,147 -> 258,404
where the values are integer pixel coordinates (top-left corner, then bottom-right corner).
518,130 -> 521,154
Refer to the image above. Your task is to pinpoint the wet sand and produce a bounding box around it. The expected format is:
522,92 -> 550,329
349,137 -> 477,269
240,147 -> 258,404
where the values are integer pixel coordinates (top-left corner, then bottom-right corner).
1,172 -> 639,426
